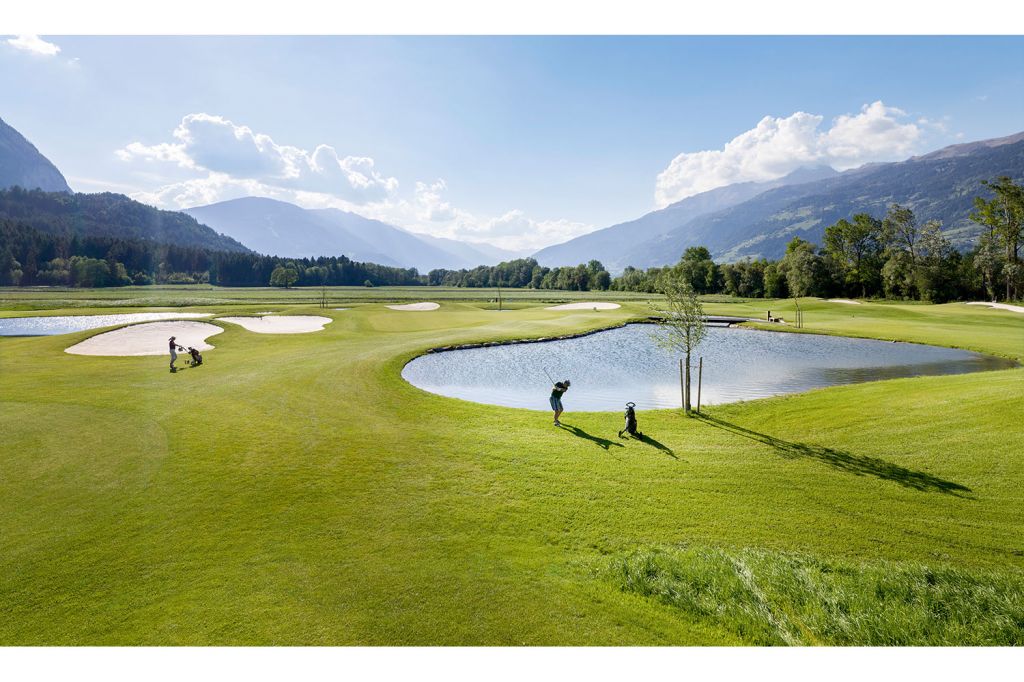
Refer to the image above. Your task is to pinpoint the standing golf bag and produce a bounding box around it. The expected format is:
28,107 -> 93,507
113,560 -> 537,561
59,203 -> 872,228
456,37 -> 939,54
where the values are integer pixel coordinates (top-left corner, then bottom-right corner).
618,402 -> 641,437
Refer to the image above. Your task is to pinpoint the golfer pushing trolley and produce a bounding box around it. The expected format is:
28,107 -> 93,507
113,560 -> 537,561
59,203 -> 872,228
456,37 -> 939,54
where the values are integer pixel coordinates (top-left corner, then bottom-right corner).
168,335 -> 185,372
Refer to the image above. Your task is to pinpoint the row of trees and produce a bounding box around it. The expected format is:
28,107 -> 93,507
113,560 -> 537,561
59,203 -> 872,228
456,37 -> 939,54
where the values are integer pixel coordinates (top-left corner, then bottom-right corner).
425,258 -> 612,291
610,178 -> 1023,303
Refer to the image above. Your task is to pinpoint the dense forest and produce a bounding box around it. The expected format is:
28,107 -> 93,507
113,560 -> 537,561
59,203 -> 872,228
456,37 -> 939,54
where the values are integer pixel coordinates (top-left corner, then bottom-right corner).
0,221 -> 422,288
1,177 -> 1020,302
0,187 -> 247,253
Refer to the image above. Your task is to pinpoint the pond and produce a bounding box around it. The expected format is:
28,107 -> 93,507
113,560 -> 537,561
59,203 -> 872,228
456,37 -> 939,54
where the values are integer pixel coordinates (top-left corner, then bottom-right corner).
0,312 -> 212,336
401,324 -> 1016,411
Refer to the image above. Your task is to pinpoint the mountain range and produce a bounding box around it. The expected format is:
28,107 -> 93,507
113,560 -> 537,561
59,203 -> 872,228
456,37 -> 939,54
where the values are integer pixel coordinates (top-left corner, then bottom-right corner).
184,197 -> 520,271
0,117 -> 514,270
2,114 -> 1022,273
532,165 -> 839,270
536,132 -> 1024,270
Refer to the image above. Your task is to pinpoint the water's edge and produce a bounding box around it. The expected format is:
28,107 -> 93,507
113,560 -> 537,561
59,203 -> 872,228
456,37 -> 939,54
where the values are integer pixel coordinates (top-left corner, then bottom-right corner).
400,318 -> 1020,412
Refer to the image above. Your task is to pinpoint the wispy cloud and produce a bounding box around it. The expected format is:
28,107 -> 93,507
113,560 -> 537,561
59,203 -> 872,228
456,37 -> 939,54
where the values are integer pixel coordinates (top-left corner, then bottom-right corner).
5,34 -> 61,57
655,101 -> 925,206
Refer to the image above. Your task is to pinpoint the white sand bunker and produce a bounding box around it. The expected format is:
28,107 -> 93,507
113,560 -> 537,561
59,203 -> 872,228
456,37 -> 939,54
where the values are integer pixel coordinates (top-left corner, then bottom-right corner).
66,321 -> 224,356
827,299 -> 862,305
546,302 -> 621,311
216,315 -> 333,334
966,301 -> 1024,314
387,302 -> 440,311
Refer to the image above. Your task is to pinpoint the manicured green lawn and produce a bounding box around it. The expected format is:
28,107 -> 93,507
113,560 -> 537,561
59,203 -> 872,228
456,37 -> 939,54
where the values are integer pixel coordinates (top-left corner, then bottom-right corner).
0,292 -> 1022,644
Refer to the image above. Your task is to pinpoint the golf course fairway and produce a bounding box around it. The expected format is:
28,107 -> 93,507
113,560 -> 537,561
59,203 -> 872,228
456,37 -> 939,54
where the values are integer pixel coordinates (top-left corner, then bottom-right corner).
1,288 -> 1022,645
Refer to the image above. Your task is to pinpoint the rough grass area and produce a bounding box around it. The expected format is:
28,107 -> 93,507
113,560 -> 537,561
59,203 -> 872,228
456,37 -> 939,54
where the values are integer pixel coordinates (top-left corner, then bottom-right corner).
613,546 -> 1024,645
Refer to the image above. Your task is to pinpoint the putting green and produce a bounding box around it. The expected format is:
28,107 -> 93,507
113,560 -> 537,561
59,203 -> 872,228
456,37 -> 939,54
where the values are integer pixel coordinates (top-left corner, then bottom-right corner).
0,292 -> 1022,645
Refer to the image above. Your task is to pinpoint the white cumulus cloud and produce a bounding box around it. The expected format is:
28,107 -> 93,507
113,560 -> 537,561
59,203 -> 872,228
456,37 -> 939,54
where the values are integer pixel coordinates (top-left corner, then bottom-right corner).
5,34 -> 61,57
119,116 -> 589,253
413,179 -> 465,222
655,101 -> 923,207
117,113 -> 398,206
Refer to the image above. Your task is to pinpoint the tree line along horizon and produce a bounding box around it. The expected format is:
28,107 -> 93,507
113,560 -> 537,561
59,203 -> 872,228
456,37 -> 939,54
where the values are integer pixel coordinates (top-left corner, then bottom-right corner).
0,177 -> 1021,303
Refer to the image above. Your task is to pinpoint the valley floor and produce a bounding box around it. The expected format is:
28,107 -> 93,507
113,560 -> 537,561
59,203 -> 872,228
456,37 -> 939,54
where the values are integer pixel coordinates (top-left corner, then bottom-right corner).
0,291 -> 1022,644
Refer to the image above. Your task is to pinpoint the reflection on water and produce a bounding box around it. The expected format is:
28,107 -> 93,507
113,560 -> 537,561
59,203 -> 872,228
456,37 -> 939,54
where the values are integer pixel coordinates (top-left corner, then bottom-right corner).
0,312 -> 212,336
402,324 -> 1016,411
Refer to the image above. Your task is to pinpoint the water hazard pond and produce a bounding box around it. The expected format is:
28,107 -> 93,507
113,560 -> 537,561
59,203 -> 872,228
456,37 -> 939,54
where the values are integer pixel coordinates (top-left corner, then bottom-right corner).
0,313 -> 211,336
402,324 -> 1016,411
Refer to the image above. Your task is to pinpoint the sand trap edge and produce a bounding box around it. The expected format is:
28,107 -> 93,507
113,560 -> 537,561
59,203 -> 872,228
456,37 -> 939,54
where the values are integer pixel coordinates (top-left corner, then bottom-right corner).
65,321 -> 225,357
216,315 -> 333,334
386,302 -> 441,311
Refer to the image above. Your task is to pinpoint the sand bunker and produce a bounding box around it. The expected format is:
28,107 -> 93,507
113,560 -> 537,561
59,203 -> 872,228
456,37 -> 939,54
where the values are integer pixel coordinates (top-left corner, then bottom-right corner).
827,299 -> 862,305
546,302 -> 621,311
216,315 -> 333,334
386,302 -> 440,311
966,301 -> 1024,314
66,321 -> 224,356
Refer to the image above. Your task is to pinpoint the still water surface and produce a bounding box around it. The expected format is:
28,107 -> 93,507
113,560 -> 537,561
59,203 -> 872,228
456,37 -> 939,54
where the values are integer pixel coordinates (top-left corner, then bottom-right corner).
402,324 -> 1015,410
0,313 -> 211,336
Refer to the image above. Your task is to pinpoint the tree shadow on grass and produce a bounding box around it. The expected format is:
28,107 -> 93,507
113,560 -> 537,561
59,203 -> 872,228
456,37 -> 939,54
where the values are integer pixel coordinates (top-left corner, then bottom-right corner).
559,424 -> 624,451
620,432 -> 678,459
695,413 -> 973,497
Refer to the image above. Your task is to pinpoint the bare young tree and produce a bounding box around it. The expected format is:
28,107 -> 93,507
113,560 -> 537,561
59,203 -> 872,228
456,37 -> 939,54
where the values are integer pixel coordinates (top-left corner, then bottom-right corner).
650,279 -> 707,414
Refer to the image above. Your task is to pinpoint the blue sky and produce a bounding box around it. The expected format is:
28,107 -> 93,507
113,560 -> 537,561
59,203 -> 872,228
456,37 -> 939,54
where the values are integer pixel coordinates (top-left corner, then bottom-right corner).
2,35 -> 1022,251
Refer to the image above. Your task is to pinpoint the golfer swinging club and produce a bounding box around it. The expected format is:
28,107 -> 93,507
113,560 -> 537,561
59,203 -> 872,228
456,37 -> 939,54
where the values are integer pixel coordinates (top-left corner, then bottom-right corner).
550,378 -> 570,426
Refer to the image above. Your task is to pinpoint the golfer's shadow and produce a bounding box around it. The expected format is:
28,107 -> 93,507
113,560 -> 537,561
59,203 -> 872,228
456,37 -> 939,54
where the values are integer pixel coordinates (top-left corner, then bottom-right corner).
559,424 -> 623,451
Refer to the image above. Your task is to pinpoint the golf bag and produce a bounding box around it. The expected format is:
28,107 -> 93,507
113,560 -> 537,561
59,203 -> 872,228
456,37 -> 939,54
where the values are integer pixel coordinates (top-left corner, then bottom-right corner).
618,402 -> 641,437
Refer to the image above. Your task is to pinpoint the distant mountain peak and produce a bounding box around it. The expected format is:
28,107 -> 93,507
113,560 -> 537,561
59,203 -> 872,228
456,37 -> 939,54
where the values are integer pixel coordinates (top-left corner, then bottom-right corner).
778,164 -> 840,184
184,196 -> 514,271
913,131 -> 1024,161
0,117 -> 72,194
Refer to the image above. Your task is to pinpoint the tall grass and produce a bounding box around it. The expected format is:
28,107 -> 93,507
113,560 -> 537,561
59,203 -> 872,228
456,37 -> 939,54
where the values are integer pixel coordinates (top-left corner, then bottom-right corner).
613,546 -> 1024,645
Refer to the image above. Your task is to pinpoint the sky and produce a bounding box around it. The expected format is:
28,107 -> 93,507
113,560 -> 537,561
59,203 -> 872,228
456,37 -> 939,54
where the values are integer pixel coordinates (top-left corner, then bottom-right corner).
1,35 -> 1022,252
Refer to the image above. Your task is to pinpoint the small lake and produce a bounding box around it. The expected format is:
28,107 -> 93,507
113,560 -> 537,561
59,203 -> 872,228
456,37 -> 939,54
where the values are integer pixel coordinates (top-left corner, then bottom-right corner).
402,324 -> 1016,411
0,313 -> 212,336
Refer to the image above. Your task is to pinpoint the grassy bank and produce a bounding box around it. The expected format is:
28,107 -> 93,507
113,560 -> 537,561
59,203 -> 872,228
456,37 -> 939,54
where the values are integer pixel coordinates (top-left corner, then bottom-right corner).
0,294 -> 1021,644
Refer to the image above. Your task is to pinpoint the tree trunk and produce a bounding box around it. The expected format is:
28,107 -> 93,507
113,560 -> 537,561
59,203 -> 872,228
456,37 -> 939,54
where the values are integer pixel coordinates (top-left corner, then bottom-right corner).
684,351 -> 692,414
